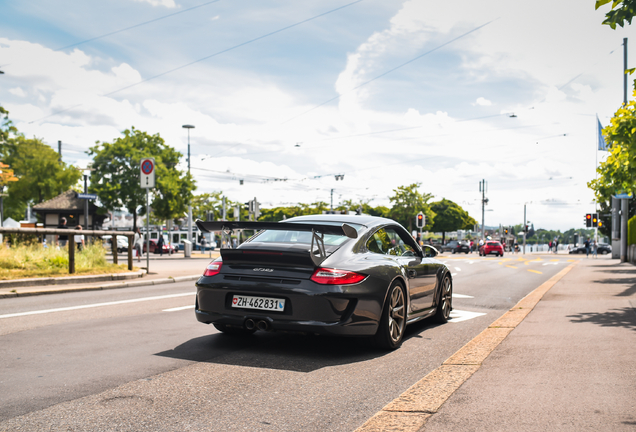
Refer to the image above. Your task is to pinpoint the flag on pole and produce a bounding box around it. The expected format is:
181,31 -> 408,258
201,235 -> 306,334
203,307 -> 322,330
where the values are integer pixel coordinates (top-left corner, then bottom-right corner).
597,115 -> 608,151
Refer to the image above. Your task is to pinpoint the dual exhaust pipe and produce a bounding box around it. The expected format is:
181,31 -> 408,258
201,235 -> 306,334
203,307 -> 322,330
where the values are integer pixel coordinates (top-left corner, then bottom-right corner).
245,318 -> 270,332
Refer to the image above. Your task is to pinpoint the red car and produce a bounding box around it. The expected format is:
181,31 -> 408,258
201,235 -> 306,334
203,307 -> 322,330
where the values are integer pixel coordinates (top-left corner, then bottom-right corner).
143,239 -> 176,255
479,241 -> 504,257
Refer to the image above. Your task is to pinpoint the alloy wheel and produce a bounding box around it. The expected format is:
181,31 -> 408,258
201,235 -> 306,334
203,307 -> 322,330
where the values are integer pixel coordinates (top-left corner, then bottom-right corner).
388,285 -> 405,343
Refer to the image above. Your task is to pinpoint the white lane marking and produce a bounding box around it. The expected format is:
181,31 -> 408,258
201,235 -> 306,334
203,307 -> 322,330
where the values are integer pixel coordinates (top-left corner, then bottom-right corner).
0,292 -> 195,319
542,262 -> 560,266
451,273 -> 458,277
454,267 -> 461,272
452,293 -> 474,299
163,305 -> 193,312
449,309 -> 487,323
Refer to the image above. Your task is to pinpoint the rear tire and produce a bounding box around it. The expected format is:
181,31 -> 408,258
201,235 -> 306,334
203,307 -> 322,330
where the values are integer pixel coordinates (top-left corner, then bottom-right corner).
374,282 -> 407,350
213,323 -> 256,336
434,275 -> 453,323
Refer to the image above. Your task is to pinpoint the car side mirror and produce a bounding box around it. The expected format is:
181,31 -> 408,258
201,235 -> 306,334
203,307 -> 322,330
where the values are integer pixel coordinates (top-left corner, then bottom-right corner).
423,245 -> 438,258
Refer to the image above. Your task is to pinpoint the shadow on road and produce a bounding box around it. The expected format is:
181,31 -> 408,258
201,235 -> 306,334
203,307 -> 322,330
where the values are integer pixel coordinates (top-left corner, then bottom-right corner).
156,319 -> 441,372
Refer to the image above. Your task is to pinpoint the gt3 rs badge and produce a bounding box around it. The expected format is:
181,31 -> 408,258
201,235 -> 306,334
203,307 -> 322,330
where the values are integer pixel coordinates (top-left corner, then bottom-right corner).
253,268 -> 273,272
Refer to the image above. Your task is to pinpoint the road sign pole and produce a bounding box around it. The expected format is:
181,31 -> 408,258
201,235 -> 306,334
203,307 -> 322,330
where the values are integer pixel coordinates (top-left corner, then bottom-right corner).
146,188 -> 150,273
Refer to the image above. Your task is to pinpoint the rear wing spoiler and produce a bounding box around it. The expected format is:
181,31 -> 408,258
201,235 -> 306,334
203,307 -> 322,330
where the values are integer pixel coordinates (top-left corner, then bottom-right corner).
195,220 -> 358,266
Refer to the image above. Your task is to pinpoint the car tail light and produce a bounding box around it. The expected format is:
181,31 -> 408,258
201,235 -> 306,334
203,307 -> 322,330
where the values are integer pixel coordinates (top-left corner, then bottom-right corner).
203,260 -> 223,277
310,267 -> 366,285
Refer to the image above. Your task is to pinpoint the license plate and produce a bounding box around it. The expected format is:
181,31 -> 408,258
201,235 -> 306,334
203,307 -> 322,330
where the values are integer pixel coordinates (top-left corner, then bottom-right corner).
231,295 -> 285,312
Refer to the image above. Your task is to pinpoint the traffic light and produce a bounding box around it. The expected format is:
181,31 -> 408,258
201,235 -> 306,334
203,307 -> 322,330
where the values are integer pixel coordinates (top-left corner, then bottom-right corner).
585,213 -> 592,227
416,212 -> 424,229
504,228 -> 508,235
592,213 -> 598,228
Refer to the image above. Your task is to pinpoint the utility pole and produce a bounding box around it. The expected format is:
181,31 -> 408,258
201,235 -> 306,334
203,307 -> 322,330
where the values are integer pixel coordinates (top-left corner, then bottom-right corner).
479,180 -> 487,240
330,189 -> 334,211
620,38 -> 629,262
182,125 -> 195,243
58,140 -> 62,162
523,204 -> 527,255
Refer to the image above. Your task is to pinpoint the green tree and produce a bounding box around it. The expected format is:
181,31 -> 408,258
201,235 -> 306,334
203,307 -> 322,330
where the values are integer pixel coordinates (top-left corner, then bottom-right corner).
596,0 -> 636,28
1,136 -> 82,220
388,183 -> 434,232
0,106 -> 18,146
428,199 -> 477,244
88,127 -> 195,231
588,85 -> 636,237
191,192 -> 224,221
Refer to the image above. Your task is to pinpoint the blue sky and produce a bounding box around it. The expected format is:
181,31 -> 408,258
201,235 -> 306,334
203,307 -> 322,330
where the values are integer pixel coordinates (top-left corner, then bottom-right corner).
1,0 -> 634,231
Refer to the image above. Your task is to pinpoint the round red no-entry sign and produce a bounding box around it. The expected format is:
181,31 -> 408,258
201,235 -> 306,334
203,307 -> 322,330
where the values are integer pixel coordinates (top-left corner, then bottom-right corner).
141,159 -> 154,175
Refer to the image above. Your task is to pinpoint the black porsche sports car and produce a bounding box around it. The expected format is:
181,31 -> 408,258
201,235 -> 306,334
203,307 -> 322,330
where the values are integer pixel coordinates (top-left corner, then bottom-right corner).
195,215 -> 453,350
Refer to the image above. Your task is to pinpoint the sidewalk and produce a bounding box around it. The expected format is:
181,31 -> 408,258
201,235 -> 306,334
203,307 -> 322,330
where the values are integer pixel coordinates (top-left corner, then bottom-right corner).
422,257 -> 636,430
0,251 -> 219,298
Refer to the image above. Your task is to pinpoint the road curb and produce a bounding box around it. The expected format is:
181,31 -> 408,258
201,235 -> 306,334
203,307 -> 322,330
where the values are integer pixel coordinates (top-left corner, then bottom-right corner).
0,271 -> 145,289
0,275 -> 201,299
354,262 -> 578,432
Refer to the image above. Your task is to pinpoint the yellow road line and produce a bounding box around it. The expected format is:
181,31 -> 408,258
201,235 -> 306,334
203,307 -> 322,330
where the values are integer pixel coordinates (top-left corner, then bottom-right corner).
527,269 -> 542,274
506,265 -> 518,269
355,262 -> 578,432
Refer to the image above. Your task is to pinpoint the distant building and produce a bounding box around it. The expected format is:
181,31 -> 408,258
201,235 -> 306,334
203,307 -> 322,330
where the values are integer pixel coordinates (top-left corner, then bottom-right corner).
32,190 -> 106,229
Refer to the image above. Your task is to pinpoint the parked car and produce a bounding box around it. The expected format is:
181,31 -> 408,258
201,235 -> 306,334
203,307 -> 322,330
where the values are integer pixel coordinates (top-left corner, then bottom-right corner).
597,243 -> 612,255
479,241 -> 504,257
102,235 -> 129,253
195,214 -> 454,350
451,241 -> 470,254
441,240 -> 460,252
143,238 -> 176,255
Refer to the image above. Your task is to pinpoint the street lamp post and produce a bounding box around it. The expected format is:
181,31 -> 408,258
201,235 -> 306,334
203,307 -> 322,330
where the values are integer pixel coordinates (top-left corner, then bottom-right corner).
182,125 -> 195,245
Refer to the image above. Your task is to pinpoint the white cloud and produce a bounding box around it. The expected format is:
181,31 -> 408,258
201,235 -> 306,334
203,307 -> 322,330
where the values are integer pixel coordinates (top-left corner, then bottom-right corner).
9,87 -> 26,97
132,0 -> 177,8
473,97 -> 492,106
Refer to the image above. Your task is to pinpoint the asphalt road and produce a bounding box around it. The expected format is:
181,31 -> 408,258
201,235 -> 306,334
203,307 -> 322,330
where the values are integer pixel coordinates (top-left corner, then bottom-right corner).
0,254 -> 578,431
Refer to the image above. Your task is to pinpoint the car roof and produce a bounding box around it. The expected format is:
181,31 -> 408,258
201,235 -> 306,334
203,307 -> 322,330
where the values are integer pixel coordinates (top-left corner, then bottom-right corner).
284,214 -> 397,229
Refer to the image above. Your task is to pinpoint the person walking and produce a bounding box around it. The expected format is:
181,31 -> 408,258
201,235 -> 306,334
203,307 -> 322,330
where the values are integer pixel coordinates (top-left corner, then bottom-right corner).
592,239 -> 598,258
584,237 -> 591,257
74,225 -> 85,251
554,239 -> 559,254
548,240 -> 552,254
56,217 -> 69,248
133,228 -> 143,262
157,233 -> 164,257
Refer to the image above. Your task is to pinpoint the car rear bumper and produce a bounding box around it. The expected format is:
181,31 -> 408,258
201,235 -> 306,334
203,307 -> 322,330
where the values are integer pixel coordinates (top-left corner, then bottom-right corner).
195,275 -> 385,336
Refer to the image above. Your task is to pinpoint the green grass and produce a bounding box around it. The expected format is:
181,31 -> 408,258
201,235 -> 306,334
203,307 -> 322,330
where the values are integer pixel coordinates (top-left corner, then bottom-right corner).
0,242 -> 135,280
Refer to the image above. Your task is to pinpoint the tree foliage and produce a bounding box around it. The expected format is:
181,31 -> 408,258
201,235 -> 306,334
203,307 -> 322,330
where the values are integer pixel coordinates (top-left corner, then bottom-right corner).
88,127 -> 195,231
595,0 -> 636,28
388,183 -> 434,232
428,199 -> 477,242
588,84 -> 636,236
1,136 -> 82,221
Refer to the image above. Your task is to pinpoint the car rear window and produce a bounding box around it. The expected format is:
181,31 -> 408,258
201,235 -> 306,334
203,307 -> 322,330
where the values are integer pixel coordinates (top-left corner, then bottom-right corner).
251,222 -> 364,247
487,242 -> 499,246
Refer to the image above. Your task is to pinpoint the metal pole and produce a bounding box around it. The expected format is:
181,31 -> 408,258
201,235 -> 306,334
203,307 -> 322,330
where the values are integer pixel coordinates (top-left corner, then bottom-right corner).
621,198 -> 628,262
624,38 -> 628,105
187,129 -> 192,244
523,204 -> 527,254
480,180 -> 485,240
331,189 -> 334,211
146,188 -> 150,272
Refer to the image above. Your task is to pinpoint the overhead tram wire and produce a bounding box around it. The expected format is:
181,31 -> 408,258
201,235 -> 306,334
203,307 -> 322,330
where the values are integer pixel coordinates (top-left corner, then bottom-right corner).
281,18 -> 499,125
29,0 -> 365,124
0,0 -> 222,68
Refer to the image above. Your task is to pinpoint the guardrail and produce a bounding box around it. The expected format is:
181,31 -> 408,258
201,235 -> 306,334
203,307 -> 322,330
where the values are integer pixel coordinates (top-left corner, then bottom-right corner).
0,227 -> 134,273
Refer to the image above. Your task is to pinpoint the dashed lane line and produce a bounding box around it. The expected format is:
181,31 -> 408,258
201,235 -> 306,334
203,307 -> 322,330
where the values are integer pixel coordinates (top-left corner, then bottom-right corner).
0,292 -> 195,319
354,261 -> 578,432
506,265 -> 518,269
163,305 -> 193,312
527,269 -> 543,274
